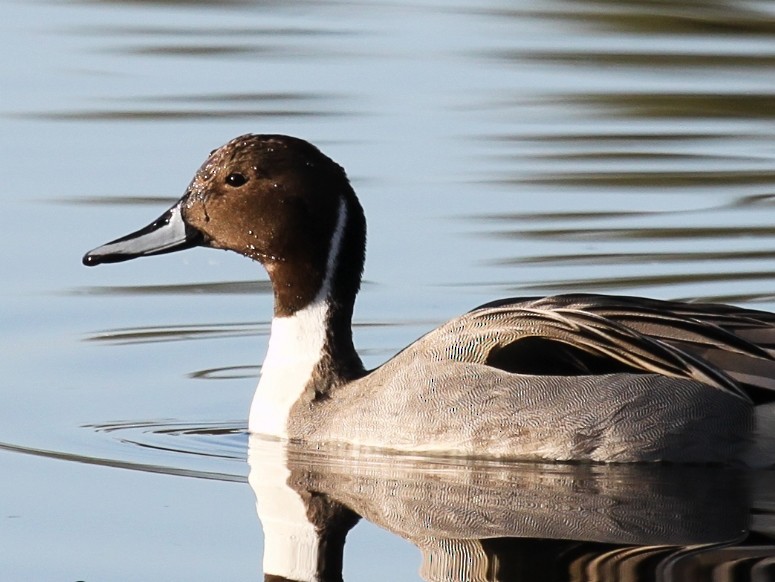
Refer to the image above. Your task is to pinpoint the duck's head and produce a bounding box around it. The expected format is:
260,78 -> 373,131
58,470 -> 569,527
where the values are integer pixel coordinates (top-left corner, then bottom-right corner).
83,134 -> 366,317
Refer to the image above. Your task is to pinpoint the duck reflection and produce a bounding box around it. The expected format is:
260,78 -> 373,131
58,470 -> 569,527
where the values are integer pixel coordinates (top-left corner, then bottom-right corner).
248,436 -> 775,581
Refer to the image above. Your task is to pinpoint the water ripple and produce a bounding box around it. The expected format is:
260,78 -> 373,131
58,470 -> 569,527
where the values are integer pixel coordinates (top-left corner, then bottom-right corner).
84,318 -> 403,346
494,225 -> 775,241
0,426 -> 247,483
87,419 -> 247,463
85,321 -> 267,345
478,0 -> 775,35
72,280 -> 273,296
491,249 -> 775,267
189,365 -> 260,380
27,91 -> 351,122
573,93 -> 775,120
517,270 -> 775,293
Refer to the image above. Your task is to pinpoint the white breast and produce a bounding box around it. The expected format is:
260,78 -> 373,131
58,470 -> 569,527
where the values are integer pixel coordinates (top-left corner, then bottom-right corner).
249,300 -> 329,437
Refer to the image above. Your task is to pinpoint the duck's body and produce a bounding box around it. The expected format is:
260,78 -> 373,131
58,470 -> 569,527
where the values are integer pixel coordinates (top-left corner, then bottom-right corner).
84,134 -> 775,464
281,298 -> 753,463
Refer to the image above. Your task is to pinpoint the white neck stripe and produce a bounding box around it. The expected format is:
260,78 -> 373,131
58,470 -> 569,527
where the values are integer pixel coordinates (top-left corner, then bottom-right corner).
249,196 -> 348,437
317,197 -> 347,302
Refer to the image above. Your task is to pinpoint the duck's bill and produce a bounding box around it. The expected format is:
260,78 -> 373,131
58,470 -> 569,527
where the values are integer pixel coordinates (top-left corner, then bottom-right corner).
82,201 -> 204,266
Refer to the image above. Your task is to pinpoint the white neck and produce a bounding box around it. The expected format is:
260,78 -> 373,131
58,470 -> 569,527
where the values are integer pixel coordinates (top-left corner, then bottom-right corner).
249,197 -> 348,437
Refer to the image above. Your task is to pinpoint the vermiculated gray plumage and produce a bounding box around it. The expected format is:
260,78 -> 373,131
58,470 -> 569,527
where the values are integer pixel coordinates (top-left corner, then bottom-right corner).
288,295 -> 775,463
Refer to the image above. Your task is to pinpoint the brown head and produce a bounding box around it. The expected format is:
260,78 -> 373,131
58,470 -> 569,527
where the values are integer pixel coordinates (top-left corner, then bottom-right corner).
83,134 -> 367,318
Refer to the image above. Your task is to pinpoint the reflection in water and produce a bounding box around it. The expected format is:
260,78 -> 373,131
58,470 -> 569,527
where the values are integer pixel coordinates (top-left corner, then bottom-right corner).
465,0 -> 775,301
35,103 -> 341,122
189,364 -> 260,380
82,316 -> 394,346
54,195 -> 177,207
494,250 -> 775,267
76,0 -> 260,6
515,270 -> 775,293
248,437 -> 775,581
85,321 -> 267,345
571,94 -> 775,121
496,224 -> 775,241
0,430 -> 245,482
40,92 -> 347,122
78,420 -> 249,480
74,279 -> 274,296
480,0 -> 775,35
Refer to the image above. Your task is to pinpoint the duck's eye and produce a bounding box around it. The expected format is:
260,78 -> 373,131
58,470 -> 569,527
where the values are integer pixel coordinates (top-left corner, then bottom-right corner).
226,173 -> 248,187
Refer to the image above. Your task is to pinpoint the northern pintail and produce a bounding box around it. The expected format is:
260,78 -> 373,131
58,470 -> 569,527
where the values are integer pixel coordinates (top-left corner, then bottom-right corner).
84,134 -> 775,464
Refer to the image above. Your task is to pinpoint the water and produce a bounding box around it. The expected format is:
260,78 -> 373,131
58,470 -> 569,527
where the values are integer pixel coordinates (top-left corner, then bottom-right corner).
2,0 -> 775,579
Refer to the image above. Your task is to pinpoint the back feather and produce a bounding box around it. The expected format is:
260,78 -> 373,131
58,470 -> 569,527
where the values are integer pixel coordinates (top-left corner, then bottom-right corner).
450,294 -> 775,405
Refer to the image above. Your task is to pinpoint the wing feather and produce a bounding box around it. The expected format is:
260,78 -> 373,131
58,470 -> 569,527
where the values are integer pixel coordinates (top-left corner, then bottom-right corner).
447,293 -> 775,404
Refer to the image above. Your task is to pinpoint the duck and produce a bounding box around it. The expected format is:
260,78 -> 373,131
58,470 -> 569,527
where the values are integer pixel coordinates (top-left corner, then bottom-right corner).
83,134 -> 775,464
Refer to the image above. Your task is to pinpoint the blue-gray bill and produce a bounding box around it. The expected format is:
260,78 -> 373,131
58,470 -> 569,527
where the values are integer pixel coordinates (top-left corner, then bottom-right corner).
82,200 -> 203,266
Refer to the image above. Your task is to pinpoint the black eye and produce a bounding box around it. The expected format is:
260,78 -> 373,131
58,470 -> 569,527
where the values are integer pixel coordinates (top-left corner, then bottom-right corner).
226,173 -> 248,187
